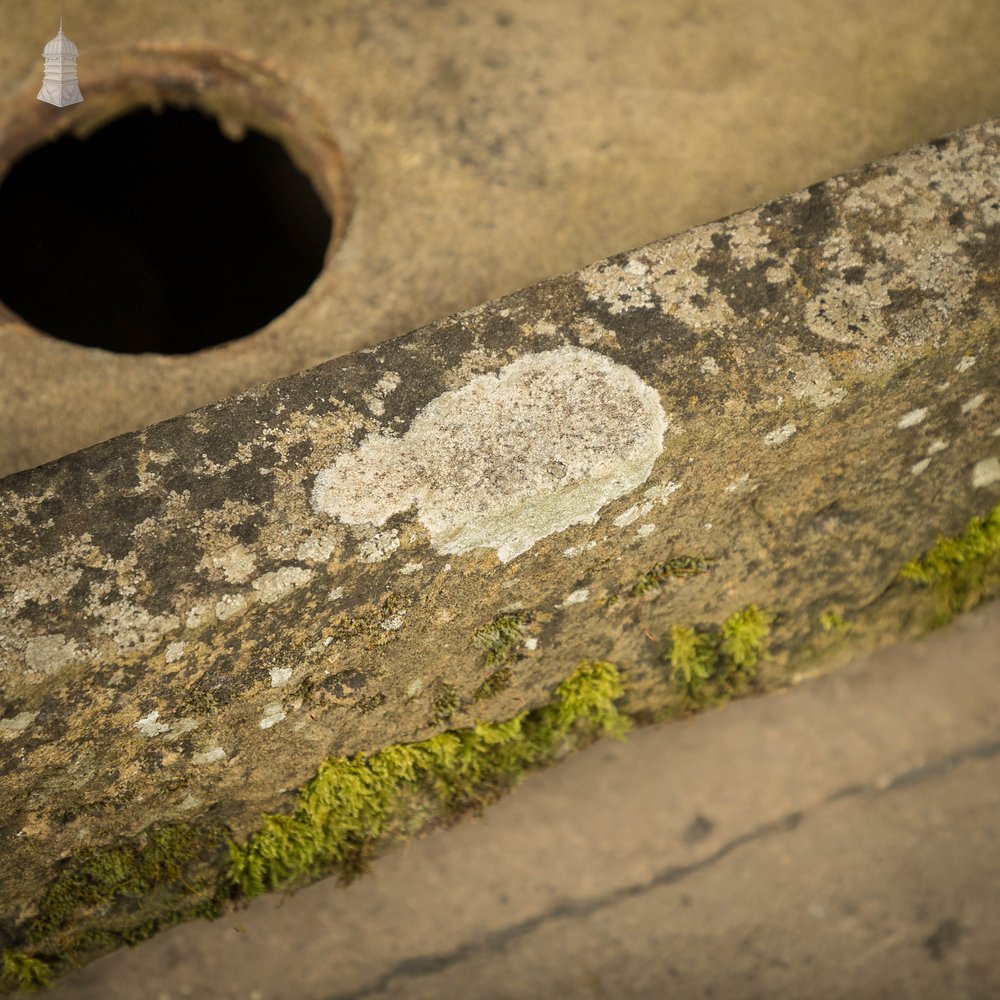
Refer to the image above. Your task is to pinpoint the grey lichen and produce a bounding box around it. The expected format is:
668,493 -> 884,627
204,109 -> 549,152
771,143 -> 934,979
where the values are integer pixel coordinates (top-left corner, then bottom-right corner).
311,347 -> 668,562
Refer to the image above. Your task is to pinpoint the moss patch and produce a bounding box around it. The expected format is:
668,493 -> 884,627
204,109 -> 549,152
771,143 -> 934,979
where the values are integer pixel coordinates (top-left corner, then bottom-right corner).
430,682 -> 460,724
30,826 -> 209,942
473,666 -> 513,701
664,604 -> 774,706
899,501 -> 1000,628
632,555 -> 713,596
473,613 -> 525,667
26,823 -> 227,952
605,554 -> 712,606
0,952 -> 53,993
470,613 -> 525,701
819,609 -> 848,633
4,822 -> 229,992
3,661 -> 629,988
227,660 -> 629,899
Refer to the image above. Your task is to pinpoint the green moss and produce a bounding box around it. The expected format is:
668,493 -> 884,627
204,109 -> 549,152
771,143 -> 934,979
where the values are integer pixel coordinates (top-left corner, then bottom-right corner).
28,824 -> 224,946
473,666 -> 513,701
9,820 -> 229,990
663,604 -> 774,707
12,662 -> 628,984
227,660 -> 629,899
473,613 -> 525,667
1,952 -> 53,992
899,502 -> 1000,628
819,610 -> 847,633
431,683 -> 459,723
666,625 -> 717,698
719,604 -> 774,672
470,614 -> 525,704
605,554 -> 712,606
631,555 -> 712,596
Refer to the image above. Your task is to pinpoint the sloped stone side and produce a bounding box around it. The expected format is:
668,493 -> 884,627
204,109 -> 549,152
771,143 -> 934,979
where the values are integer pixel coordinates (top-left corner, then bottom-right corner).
1,119 -> 998,983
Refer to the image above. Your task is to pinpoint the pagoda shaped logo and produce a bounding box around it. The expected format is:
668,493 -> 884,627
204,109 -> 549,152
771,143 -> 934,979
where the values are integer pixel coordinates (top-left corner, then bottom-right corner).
37,18 -> 84,107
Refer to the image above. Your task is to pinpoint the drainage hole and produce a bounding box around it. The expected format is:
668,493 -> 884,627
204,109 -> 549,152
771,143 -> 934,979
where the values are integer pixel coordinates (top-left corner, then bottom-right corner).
0,106 -> 333,354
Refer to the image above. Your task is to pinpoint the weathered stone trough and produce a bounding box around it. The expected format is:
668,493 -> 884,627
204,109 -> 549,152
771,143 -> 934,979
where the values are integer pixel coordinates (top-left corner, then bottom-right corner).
1,119 -> 998,990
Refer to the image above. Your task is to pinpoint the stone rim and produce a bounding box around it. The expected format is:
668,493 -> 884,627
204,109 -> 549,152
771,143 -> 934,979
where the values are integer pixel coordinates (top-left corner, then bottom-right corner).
0,44 -> 353,355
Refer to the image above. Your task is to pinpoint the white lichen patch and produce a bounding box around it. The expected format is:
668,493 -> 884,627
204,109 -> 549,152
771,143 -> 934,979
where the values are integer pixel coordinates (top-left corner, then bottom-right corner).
380,614 -> 405,631
700,356 -> 720,376
23,634 -> 78,675
961,394 -> 986,414
927,439 -> 949,455
765,260 -> 795,284
270,666 -> 293,687
165,641 -> 185,664
215,593 -> 248,622
897,408 -> 928,429
524,637 -> 539,650
560,589 -> 590,607
571,315 -> 619,348
910,458 -> 931,476
135,711 -> 170,738
328,586 -> 345,601
971,457 -> 1000,489
398,562 -> 424,575
185,605 -> 211,629
636,523 -> 657,537
727,216 -> 772,266
613,502 -> 654,528
725,473 -> 752,493
192,746 -> 226,766
358,528 -> 400,564
441,346 -> 504,392
199,543 -> 256,584
259,704 -> 286,730
295,533 -> 339,563
956,356 -> 977,373
643,481 -> 681,504
563,541 -> 597,558
90,598 -> 181,654
363,372 -> 402,416
252,566 -> 314,604
804,258 -> 893,347
3,538 -> 90,617
0,711 -> 38,739
764,424 -> 797,447
580,227 -> 735,330
806,140 -> 990,355
580,255 -> 655,313
312,347 -> 668,563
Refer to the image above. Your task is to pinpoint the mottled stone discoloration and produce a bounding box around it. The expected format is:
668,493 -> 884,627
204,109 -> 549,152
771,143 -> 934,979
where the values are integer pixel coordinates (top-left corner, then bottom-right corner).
1,119 -> 999,972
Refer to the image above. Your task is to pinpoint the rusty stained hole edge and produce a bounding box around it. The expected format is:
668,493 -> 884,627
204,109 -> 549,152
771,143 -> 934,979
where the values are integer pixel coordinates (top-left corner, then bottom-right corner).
0,44 -> 353,333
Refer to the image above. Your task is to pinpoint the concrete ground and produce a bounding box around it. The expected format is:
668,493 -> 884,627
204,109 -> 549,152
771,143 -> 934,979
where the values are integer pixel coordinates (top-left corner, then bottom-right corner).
43,598 -> 1000,1000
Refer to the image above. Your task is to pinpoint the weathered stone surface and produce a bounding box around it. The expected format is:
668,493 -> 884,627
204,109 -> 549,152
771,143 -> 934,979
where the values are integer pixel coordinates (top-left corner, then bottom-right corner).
1,119 -> 999,981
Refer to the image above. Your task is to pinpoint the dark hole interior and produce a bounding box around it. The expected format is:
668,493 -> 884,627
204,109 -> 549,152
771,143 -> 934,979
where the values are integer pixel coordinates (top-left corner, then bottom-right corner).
0,106 -> 333,354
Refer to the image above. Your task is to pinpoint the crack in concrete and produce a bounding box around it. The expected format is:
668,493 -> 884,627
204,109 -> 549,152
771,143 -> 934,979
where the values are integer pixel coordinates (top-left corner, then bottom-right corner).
326,736 -> 1000,1000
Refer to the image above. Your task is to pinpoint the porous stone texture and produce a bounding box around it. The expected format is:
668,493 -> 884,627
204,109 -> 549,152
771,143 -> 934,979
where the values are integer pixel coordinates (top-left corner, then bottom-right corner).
1,120 -> 999,975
